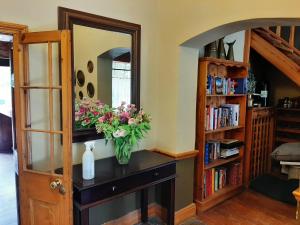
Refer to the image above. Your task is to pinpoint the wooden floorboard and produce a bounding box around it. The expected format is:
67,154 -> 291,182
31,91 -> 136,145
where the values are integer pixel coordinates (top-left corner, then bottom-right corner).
199,190 -> 298,225
0,153 -> 18,225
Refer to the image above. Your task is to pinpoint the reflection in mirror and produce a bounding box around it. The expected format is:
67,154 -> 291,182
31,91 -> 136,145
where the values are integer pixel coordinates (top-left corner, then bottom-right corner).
73,24 -> 131,107
58,7 -> 141,142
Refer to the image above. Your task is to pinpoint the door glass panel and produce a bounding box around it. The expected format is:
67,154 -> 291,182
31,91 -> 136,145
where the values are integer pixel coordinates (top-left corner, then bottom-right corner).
28,44 -> 49,86
25,132 -> 63,175
51,43 -> 60,87
53,90 -> 62,132
27,89 -> 50,130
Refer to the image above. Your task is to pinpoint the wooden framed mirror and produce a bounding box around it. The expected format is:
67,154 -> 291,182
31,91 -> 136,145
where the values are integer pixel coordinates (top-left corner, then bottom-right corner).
58,7 -> 141,142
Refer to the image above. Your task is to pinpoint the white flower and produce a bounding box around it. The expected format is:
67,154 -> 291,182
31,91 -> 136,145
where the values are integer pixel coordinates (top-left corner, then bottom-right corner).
113,129 -> 128,138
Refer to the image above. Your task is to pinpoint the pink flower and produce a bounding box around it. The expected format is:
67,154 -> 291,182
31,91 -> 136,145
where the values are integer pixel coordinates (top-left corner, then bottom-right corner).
98,116 -> 105,123
93,111 -> 99,116
128,118 -> 136,125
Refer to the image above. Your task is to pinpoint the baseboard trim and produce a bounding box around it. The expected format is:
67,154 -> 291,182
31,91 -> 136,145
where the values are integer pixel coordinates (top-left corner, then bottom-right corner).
175,203 -> 196,224
104,203 -> 196,225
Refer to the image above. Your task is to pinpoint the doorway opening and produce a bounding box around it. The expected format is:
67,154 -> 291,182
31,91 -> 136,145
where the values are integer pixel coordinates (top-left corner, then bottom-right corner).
0,32 -> 18,225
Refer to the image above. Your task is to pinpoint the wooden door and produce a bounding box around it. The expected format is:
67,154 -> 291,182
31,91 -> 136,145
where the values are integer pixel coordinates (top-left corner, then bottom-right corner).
13,30 -> 73,225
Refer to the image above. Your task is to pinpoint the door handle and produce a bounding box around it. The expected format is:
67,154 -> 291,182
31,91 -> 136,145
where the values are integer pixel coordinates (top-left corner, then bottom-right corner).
50,179 -> 66,195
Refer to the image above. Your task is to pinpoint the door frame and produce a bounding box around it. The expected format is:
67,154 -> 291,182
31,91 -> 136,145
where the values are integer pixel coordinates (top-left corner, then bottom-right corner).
0,21 -> 28,225
0,22 -> 74,225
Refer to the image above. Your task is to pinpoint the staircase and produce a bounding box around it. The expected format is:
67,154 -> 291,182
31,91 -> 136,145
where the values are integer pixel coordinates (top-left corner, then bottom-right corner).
251,27 -> 300,86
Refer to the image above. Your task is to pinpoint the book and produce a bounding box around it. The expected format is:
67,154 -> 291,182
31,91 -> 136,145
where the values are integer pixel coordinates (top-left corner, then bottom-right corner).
232,78 -> 247,94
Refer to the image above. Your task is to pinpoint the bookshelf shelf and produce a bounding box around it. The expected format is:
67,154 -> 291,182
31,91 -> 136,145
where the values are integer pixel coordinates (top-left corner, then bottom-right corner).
195,57 -> 247,213
196,185 -> 244,212
277,117 -> 300,123
204,155 -> 241,170
277,108 -> 300,112
276,128 -> 300,134
205,126 -> 244,134
207,94 -> 247,97
275,108 -> 300,146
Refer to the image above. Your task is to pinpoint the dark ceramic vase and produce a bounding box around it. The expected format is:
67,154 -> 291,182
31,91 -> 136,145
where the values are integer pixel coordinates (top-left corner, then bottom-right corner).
226,40 -> 236,61
204,41 -> 217,58
217,38 -> 226,59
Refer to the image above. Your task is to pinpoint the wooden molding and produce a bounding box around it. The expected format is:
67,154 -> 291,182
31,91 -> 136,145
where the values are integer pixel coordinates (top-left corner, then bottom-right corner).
243,29 -> 251,64
0,21 -> 28,34
175,203 -> 196,224
104,203 -> 196,225
152,148 -> 199,160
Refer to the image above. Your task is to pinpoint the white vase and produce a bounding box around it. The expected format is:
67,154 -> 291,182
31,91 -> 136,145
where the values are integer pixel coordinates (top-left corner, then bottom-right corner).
82,141 -> 95,180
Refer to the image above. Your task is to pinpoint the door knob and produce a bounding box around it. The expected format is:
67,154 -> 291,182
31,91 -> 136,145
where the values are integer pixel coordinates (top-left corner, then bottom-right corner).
50,179 -> 66,195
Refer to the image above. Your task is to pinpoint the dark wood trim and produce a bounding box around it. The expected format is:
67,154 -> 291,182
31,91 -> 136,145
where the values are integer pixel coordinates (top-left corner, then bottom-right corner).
58,7 -> 141,143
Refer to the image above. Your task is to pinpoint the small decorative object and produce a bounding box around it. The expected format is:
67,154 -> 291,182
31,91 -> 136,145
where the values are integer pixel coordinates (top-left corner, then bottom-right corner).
204,41 -> 217,58
82,141 -> 95,180
76,70 -> 85,87
87,82 -> 95,98
248,94 -> 254,107
217,37 -> 226,59
226,40 -> 236,61
78,91 -> 84,100
87,60 -> 94,73
247,68 -> 256,94
96,102 -> 151,164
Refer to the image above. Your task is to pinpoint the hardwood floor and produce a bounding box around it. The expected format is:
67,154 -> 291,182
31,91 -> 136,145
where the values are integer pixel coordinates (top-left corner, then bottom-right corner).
0,153 -> 18,225
199,190 -> 298,225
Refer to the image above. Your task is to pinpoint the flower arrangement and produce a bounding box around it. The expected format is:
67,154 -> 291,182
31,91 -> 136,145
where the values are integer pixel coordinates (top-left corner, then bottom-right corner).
75,98 -> 151,164
95,102 -> 151,164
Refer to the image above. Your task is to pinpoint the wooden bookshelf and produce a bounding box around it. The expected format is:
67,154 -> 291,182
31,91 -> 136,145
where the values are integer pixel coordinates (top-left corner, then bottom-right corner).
205,125 -> 244,134
204,155 -> 241,170
194,58 -> 247,213
195,184 -> 244,212
276,108 -> 300,145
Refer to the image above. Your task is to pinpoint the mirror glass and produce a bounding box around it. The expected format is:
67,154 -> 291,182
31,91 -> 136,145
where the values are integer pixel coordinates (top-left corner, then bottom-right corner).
73,24 -> 132,108
58,7 -> 141,142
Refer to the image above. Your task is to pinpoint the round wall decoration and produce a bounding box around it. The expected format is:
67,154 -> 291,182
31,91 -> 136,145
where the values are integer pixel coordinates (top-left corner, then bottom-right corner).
76,70 -> 85,87
79,91 -> 84,100
87,60 -> 94,73
87,82 -> 95,98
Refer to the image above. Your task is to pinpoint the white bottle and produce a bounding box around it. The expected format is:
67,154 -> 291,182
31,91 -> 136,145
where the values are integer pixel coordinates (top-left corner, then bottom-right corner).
82,141 -> 95,180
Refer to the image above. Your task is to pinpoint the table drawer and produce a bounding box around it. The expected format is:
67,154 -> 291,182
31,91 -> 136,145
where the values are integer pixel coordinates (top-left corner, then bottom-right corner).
74,163 -> 176,205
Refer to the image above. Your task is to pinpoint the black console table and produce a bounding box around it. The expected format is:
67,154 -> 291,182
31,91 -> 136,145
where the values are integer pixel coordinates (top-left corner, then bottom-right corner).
72,150 -> 176,225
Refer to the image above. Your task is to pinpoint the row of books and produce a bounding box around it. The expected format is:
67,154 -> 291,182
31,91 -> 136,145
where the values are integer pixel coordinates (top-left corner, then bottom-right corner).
206,76 -> 247,95
204,139 -> 243,165
205,104 -> 240,130
203,163 -> 242,199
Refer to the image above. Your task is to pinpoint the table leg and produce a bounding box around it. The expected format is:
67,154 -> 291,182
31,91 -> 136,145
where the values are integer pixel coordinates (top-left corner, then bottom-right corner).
74,207 -> 89,225
166,178 -> 175,225
141,188 -> 148,223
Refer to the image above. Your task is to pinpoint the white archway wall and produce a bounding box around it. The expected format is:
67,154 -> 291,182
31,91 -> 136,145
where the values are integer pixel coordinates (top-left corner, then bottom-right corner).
2,0 -> 300,155
155,0 -> 300,152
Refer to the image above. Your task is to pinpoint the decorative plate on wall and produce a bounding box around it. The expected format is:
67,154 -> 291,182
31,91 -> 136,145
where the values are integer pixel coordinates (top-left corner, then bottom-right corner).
87,60 -> 94,73
79,91 -> 84,100
76,70 -> 85,87
87,83 -> 95,98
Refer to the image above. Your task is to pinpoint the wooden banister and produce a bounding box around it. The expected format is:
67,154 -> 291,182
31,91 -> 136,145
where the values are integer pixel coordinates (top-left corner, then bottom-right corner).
276,26 -> 281,36
289,26 -> 295,47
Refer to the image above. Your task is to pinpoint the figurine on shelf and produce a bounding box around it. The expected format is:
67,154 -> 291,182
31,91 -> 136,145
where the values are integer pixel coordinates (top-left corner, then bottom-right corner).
226,40 -> 236,61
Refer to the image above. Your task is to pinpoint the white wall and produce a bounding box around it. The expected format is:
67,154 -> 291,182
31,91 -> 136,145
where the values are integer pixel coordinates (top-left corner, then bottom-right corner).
2,0 -> 300,161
